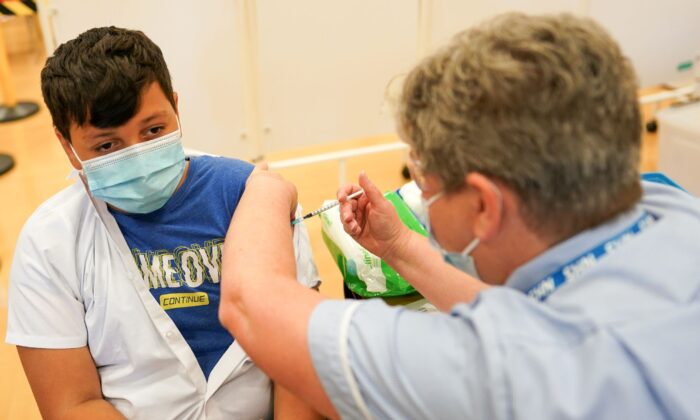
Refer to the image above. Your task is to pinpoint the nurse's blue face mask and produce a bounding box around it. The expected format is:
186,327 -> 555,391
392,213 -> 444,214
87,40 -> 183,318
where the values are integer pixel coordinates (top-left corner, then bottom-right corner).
71,119 -> 186,214
421,191 -> 481,278
410,149 -> 483,278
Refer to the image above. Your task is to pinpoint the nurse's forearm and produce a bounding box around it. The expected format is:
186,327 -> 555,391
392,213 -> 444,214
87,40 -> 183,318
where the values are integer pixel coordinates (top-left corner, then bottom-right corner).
219,175 -> 336,419
384,229 -> 489,311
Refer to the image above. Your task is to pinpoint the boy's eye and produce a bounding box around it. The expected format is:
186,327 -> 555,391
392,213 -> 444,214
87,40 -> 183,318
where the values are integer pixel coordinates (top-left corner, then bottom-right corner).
96,142 -> 114,152
146,126 -> 164,137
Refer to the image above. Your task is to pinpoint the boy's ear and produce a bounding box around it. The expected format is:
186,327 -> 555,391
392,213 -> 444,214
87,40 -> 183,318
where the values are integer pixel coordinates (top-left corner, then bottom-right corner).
173,92 -> 179,114
55,128 -> 82,171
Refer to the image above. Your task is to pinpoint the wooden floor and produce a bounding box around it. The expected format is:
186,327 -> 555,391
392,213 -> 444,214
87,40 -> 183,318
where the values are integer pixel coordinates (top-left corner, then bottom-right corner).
0,52 -> 663,419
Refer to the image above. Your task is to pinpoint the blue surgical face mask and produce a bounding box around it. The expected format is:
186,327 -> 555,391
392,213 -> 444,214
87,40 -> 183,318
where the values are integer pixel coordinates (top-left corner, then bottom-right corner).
421,191 -> 481,278
72,122 -> 186,214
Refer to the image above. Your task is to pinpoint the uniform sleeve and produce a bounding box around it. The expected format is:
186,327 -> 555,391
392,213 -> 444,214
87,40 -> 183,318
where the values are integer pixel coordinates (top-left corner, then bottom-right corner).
5,221 -> 87,348
293,205 -> 321,289
307,298 -> 507,420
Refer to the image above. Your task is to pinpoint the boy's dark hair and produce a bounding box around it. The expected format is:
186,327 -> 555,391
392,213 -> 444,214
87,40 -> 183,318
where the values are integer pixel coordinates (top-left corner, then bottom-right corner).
41,27 -> 176,141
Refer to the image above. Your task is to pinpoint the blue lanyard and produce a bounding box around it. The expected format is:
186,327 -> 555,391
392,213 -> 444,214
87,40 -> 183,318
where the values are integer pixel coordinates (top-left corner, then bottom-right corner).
526,212 -> 657,301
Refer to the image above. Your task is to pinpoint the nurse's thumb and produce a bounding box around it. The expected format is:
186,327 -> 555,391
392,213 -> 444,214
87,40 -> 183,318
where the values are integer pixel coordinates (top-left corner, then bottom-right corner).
359,171 -> 384,205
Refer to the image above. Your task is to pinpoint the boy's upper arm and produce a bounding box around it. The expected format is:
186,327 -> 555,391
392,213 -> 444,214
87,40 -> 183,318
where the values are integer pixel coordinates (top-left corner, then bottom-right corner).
214,158 -> 320,288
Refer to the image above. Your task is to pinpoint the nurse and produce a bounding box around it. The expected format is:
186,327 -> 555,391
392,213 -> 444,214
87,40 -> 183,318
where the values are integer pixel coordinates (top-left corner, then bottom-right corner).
219,13 -> 700,419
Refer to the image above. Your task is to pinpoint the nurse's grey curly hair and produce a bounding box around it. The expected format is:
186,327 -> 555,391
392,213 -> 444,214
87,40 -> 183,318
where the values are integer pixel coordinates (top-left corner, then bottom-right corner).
399,13 -> 642,239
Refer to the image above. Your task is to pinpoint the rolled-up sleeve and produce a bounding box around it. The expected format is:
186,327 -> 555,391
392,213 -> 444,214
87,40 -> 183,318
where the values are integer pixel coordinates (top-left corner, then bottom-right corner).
308,298 -> 506,420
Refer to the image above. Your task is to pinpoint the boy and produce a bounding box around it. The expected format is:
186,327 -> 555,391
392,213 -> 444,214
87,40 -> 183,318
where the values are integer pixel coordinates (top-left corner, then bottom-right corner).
6,27 -> 321,419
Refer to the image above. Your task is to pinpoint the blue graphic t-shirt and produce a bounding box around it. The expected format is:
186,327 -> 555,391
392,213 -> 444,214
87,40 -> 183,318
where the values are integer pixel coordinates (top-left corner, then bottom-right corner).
111,155 -> 253,380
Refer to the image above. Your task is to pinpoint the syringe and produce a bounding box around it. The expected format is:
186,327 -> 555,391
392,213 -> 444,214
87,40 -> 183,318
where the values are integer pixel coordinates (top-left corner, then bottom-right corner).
291,189 -> 365,225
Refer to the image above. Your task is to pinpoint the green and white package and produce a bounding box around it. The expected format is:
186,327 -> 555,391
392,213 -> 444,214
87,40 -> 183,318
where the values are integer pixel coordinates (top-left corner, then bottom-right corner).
320,188 -> 427,298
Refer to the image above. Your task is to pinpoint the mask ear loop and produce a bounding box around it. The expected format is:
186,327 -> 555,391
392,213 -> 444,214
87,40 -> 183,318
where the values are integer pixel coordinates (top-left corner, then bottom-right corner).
175,115 -> 182,133
423,191 -> 444,207
67,141 -> 83,165
65,140 -> 89,188
461,237 -> 480,257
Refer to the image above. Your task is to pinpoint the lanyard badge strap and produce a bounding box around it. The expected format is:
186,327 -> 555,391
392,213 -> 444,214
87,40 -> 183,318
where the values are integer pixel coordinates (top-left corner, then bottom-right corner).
526,212 -> 657,301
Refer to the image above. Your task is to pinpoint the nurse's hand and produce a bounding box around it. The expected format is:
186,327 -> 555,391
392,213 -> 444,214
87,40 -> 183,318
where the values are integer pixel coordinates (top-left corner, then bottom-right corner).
246,162 -> 298,220
338,172 -> 410,260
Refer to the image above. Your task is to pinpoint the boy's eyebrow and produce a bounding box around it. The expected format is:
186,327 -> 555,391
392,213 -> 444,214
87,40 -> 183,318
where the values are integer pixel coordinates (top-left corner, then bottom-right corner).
89,130 -> 118,142
85,111 -> 170,143
140,110 -> 170,125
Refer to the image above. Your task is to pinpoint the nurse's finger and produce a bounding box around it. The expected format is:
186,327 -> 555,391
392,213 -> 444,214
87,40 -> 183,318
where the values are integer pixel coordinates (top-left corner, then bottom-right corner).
340,197 -> 357,225
358,172 -> 384,205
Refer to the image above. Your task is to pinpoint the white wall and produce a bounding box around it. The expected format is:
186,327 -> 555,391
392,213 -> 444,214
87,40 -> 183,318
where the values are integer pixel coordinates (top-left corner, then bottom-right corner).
431,0 -> 580,48
588,0 -> 700,87
44,0 -> 700,157
256,0 -> 417,154
429,0 -> 700,87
